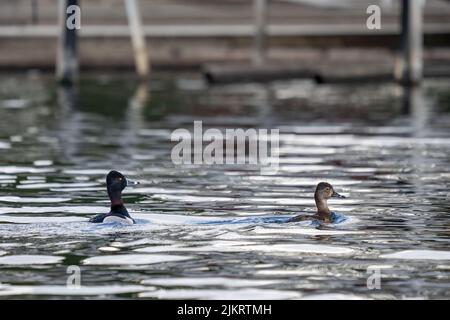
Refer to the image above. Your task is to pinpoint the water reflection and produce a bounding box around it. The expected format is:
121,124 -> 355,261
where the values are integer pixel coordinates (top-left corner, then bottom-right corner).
57,84 -> 80,162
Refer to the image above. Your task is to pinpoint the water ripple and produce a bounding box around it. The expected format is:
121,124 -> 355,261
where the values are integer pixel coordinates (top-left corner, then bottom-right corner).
82,254 -> 192,265
0,255 -> 63,265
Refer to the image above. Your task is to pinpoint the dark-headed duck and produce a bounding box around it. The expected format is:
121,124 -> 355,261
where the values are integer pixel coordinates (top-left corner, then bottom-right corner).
89,170 -> 138,225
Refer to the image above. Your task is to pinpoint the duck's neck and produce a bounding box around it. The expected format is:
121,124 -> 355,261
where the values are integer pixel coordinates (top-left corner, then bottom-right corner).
315,194 -> 331,220
111,198 -> 124,206
108,190 -> 128,215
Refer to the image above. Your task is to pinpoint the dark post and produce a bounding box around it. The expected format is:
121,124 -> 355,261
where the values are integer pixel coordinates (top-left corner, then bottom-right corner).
56,0 -> 79,85
31,0 -> 39,24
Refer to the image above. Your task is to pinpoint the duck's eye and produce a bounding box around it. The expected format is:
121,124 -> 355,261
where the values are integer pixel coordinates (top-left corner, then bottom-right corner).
325,187 -> 330,191
118,177 -> 122,181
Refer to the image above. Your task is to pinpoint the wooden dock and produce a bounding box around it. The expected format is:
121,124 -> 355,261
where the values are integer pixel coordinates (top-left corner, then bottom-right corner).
1,0 -> 450,72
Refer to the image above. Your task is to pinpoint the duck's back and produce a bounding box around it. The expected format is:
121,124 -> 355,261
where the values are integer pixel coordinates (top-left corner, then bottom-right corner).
89,212 -> 135,225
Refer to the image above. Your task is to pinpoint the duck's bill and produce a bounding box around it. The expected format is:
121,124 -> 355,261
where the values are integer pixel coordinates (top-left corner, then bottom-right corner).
126,179 -> 140,186
332,191 -> 346,198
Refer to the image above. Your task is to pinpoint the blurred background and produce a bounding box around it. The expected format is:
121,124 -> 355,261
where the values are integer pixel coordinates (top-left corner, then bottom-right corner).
0,0 -> 449,75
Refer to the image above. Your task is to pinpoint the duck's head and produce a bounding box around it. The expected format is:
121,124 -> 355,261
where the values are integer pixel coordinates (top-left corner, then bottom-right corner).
314,182 -> 345,220
315,182 -> 345,201
106,170 -> 138,199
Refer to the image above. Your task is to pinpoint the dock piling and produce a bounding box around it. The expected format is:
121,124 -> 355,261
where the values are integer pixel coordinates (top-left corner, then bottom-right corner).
397,0 -> 424,85
252,0 -> 269,66
56,0 -> 78,85
125,0 -> 150,79
31,0 -> 39,24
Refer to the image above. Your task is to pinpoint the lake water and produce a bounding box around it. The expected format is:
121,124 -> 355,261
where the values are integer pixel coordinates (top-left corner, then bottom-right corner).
0,72 -> 449,299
